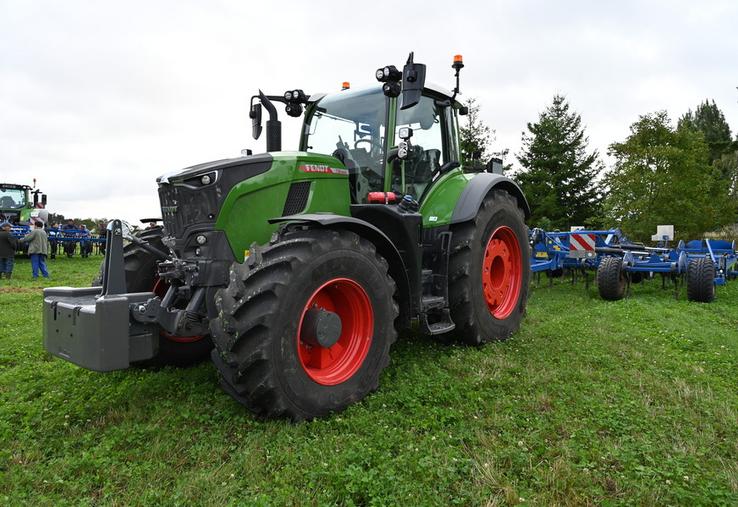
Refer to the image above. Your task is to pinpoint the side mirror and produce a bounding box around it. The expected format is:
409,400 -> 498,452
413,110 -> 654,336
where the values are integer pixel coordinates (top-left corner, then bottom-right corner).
400,52 -> 426,110
250,103 -> 263,140
41,194 -> 47,206
33,192 -> 39,206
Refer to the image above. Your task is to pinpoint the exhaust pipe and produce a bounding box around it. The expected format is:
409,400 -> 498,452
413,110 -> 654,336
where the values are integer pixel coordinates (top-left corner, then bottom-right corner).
258,90 -> 281,152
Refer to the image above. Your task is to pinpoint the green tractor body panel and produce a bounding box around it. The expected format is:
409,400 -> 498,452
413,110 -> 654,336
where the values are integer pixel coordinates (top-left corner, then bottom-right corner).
19,207 -> 32,223
418,168 -> 473,228
215,152 -> 351,261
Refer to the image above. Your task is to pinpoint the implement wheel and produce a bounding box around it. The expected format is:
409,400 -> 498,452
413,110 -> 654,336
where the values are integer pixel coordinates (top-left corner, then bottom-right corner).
91,226 -> 212,367
448,189 -> 530,345
597,256 -> 626,301
686,257 -> 715,303
209,228 -> 398,420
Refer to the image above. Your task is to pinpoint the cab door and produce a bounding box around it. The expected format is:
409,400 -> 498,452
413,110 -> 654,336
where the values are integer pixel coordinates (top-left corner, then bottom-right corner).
389,94 -> 458,199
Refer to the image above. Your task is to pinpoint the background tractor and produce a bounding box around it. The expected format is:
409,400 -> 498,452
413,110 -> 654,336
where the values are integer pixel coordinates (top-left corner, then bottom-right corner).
43,53 -> 531,420
0,182 -> 48,225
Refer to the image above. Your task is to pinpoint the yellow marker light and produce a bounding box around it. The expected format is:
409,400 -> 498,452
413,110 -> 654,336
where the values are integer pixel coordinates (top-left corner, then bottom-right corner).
341,81 -> 350,90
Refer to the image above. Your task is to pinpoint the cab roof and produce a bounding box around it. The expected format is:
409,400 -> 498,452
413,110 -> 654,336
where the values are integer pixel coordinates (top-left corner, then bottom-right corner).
309,82 -> 463,109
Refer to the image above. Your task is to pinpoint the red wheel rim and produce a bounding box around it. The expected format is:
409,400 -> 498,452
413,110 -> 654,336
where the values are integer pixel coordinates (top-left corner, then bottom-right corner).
482,226 -> 522,319
297,278 -> 374,386
152,278 -> 204,344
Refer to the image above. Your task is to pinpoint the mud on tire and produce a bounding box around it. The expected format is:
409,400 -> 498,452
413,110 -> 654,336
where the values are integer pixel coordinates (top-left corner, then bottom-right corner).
209,228 -> 399,420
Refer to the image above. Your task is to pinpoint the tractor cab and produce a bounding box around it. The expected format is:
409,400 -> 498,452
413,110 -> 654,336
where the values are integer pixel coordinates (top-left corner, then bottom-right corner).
301,83 -> 462,205
0,183 -> 48,225
0,184 -> 27,211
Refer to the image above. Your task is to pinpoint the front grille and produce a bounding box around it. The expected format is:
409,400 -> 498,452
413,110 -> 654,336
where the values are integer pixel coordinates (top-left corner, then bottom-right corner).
158,183 -> 218,238
282,181 -> 311,216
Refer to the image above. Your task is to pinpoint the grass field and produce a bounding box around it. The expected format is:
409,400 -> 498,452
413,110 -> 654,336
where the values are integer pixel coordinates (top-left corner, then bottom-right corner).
1,256 -> 736,505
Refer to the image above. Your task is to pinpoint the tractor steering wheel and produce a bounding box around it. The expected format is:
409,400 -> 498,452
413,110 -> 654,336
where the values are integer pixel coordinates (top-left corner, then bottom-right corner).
354,138 -> 383,153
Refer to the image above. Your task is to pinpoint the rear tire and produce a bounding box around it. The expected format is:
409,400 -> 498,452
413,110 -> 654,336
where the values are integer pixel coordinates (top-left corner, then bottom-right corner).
91,226 -> 212,367
448,190 -> 530,345
209,228 -> 398,420
686,257 -> 715,303
597,256 -> 626,301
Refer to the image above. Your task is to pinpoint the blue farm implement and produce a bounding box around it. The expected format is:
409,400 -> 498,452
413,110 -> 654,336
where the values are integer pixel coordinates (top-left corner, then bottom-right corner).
596,237 -> 738,303
529,228 -> 625,286
529,225 -> 737,303
11,225 -> 106,257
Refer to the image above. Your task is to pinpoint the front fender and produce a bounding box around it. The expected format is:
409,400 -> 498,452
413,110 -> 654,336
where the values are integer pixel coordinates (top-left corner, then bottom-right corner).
269,213 -> 412,330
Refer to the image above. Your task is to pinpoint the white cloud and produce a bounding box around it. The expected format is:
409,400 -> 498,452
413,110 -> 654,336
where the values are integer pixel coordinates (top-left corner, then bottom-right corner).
1,0 -> 737,222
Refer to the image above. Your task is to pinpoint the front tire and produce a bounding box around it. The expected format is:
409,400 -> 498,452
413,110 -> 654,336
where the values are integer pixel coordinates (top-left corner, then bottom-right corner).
209,228 -> 398,420
448,190 -> 530,345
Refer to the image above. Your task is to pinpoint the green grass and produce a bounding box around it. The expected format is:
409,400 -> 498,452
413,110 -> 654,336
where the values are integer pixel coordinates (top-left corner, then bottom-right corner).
1,256 -> 736,505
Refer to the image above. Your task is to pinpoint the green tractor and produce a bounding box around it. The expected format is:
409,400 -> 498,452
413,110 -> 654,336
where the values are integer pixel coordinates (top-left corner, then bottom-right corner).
43,53 -> 531,420
0,182 -> 48,225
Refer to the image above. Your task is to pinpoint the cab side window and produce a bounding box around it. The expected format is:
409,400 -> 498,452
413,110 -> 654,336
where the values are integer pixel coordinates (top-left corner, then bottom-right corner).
394,96 -> 446,198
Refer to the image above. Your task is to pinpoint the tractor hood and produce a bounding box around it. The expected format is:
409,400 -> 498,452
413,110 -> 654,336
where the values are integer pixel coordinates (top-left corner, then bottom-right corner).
156,153 -> 273,242
157,153 -> 273,184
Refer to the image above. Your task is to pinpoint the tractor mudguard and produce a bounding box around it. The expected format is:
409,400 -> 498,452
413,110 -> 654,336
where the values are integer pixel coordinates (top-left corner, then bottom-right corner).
270,213 -> 412,328
450,173 -> 530,224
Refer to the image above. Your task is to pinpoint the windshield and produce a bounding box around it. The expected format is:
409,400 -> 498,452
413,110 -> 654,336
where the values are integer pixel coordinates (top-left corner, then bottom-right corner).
305,88 -> 387,203
0,188 -> 25,209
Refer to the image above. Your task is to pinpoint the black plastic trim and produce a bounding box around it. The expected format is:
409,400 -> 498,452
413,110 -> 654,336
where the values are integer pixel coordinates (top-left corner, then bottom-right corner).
270,212 -> 413,330
450,173 -> 531,223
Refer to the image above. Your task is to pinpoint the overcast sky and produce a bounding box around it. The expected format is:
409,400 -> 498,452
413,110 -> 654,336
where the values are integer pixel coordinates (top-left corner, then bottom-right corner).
2,0 -> 737,224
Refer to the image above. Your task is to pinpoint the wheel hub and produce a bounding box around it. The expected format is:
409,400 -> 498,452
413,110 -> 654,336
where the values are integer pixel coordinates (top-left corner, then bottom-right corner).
297,278 -> 374,386
301,308 -> 343,348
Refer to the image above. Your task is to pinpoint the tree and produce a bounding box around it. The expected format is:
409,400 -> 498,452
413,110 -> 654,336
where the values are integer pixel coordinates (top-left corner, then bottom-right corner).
459,97 -> 493,168
515,95 -> 602,228
603,111 -> 735,241
714,151 -> 738,201
679,99 -> 738,220
678,100 -> 733,162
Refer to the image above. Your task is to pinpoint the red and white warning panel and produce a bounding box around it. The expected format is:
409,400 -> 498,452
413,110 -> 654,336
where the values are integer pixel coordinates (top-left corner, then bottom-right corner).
568,233 -> 597,258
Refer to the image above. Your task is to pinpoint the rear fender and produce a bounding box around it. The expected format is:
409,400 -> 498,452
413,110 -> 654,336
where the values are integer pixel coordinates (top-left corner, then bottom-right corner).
451,173 -> 530,224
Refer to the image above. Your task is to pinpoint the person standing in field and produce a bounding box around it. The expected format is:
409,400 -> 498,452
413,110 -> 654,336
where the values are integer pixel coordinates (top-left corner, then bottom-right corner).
0,221 -> 18,279
20,221 -> 50,279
